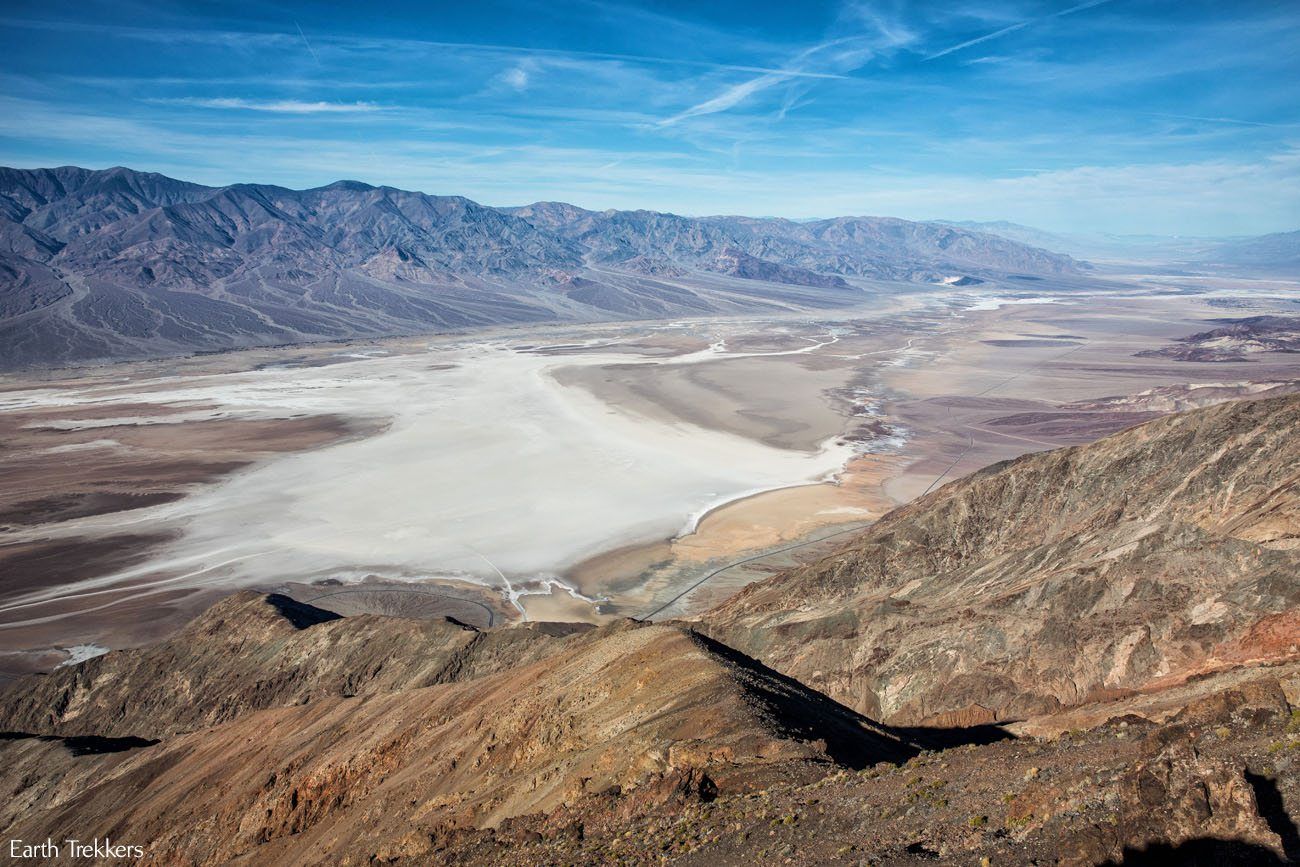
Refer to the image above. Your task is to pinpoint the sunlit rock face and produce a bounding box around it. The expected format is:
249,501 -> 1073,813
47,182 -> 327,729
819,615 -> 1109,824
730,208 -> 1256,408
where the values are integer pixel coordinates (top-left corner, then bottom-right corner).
703,394 -> 1300,725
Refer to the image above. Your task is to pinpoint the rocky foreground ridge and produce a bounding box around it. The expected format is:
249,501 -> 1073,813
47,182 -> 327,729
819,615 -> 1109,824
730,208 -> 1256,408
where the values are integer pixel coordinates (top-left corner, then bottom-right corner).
704,393 -> 1300,728
1,396 -> 1299,865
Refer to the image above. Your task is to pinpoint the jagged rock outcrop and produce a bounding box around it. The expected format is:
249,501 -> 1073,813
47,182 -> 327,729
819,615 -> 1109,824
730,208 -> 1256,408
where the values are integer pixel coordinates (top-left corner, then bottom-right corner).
702,395 -> 1300,726
1050,681 -> 1294,865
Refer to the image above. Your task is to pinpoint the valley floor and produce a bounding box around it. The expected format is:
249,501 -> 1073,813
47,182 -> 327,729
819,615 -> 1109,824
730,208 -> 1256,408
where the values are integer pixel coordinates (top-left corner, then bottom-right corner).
2,275 -> 1299,677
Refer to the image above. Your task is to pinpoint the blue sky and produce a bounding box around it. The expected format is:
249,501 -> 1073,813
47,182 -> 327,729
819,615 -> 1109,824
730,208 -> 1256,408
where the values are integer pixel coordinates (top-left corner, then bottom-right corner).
1,0 -> 1297,234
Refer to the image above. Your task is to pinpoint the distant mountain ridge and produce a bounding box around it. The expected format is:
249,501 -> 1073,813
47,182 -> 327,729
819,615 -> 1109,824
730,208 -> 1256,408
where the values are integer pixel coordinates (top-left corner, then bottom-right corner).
942,218 -> 1300,269
0,165 -> 1082,367
505,202 -> 1078,280
1201,229 -> 1300,269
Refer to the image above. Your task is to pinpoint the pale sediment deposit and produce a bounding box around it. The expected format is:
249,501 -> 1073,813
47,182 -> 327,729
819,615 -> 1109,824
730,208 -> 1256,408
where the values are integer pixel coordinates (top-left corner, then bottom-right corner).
0,332 -> 856,629
9,288 -> 1298,662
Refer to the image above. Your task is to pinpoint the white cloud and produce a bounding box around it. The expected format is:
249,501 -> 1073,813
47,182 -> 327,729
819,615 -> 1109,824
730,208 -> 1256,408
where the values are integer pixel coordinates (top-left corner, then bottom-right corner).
500,66 -> 530,91
658,74 -> 785,126
657,24 -> 917,128
150,98 -> 382,113
490,60 -> 539,93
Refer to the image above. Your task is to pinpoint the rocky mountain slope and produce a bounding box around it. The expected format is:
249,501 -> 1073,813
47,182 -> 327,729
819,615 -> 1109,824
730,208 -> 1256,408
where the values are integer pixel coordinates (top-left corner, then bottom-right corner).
507,204 -> 1077,281
703,394 -> 1300,728
1,397 -> 1297,864
0,591 -> 583,739
0,166 -> 1081,368
1,613 -> 917,864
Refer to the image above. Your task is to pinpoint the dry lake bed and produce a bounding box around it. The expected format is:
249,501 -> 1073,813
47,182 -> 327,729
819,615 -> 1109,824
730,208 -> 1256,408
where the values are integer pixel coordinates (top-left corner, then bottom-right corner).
3,279 -> 1299,678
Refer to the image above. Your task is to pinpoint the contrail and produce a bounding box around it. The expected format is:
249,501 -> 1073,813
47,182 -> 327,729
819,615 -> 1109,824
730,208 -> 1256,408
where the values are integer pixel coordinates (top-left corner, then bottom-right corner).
1153,113 -> 1287,129
926,20 -> 1030,60
926,0 -> 1118,61
295,21 -> 320,65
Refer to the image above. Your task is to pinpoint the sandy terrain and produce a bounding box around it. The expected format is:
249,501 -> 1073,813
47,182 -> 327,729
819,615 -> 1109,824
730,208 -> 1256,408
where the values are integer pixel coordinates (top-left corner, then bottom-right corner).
4,280 -> 1300,674
873,289 -> 1300,504
554,350 -> 853,452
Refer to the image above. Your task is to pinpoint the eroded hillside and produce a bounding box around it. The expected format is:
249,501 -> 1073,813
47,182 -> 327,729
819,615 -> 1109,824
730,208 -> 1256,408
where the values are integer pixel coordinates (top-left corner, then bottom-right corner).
0,396 -> 1297,865
703,395 -> 1300,727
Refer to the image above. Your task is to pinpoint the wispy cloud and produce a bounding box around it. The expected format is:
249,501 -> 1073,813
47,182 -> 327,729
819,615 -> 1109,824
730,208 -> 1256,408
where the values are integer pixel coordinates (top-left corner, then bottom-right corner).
499,66 -> 530,91
0,16 -> 842,81
149,98 -> 382,113
659,73 -> 786,127
659,26 -> 917,127
489,59 -> 540,94
1152,113 -> 1293,129
926,21 -> 1030,61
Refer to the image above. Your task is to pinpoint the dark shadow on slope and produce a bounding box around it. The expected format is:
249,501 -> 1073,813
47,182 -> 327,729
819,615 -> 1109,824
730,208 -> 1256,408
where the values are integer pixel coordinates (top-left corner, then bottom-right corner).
264,593 -> 342,629
684,630 -> 925,769
1101,838 -> 1287,866
685,629 -> 1020,769
903,841 -> 941,859
1,731 -> 159,755
59,734 -> 160,755
1246,770 -> 1300,863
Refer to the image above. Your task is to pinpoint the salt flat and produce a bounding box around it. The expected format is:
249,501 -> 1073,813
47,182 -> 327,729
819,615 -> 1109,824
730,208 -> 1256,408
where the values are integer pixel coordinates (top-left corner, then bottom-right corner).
0,331 -> 856,621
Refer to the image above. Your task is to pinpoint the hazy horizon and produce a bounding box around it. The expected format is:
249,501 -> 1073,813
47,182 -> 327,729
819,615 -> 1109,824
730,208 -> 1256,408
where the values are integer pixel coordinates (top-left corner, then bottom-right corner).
2,0 -> 1298,236
4,161 -> 1291,244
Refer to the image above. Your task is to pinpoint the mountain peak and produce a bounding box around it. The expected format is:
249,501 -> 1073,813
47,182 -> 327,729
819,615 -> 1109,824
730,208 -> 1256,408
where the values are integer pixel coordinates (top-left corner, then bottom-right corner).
316,179 -> 377,193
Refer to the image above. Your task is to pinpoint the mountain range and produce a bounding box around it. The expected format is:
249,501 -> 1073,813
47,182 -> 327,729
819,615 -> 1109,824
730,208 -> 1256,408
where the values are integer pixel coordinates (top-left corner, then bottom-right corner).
0,166 -> 1082,368
2,395 -> 1297,863
1204,230 -> 1300,270
945,219 -> 1300,269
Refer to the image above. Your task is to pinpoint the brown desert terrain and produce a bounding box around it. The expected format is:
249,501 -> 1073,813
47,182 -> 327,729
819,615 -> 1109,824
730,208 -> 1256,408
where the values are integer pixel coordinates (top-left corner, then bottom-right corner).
0,392 -> 1297,864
